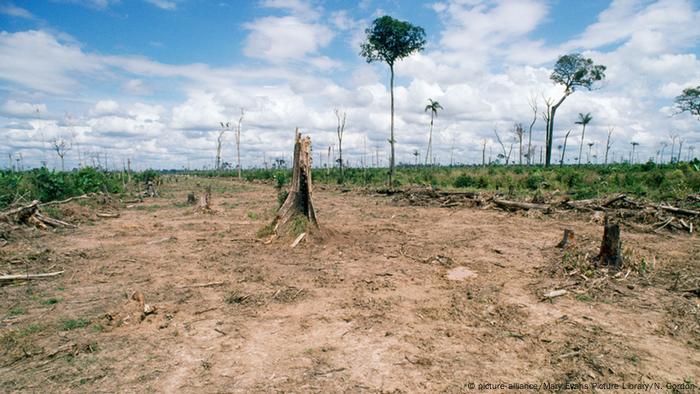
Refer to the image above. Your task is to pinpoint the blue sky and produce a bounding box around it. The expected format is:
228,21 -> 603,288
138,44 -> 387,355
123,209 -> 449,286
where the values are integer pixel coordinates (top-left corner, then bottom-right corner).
0,0 -> 699,169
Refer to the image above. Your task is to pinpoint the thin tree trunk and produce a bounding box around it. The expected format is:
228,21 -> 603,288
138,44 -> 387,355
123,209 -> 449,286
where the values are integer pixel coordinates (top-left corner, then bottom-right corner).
425,114 -> 433,166
560,129 -> 572,167
389,64 -> 395,186
578,124 -> 586,166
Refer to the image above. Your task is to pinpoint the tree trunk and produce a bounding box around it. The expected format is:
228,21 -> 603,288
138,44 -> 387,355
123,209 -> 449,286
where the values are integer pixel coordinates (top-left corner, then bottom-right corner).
275,130 -> 318,236
598,217 -> 622,270
389,64 -> 395,187
425,114 -> 433,166
578,124 -> 586,165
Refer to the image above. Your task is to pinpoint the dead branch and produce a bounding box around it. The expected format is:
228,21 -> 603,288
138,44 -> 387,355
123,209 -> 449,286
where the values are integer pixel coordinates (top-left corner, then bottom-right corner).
0,271 -> 65,281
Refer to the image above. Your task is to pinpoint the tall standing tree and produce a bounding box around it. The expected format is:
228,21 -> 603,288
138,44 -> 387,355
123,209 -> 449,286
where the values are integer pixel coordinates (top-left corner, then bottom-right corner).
630,142 -> 639,164
52,137 -> 71,171
545,54 -> 606,167
575,112 -> 593,165
334,108 -> 347,180
423,99 -> 443,165
236,109 -> 245,180
216,122 -> 230,171
527,95 -> 538,165
604,127 -> 614,165
361,16 -> 426,186
675,86 -> 700,118
587,142 -> 594,164
514,123 -> 524,165
560,129 -> 572,167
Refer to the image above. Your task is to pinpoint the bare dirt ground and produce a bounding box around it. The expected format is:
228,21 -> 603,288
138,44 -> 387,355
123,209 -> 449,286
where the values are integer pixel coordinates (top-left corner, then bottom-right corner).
1,178 -> 698,393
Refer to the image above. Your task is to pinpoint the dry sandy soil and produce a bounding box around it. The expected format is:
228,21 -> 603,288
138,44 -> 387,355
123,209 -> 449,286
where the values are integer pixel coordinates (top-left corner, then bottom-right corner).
1,178 -> 698,393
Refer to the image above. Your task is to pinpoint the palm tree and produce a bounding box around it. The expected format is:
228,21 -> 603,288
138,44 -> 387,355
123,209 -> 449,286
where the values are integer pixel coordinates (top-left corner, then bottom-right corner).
575,112 -> 592,165
630,142 -> 639,164
424,99 -> 443,165
587,142 -> 594,164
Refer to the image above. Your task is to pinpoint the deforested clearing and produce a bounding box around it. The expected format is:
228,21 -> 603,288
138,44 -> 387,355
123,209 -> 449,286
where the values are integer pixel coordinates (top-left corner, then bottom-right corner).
1,177 -> 697,392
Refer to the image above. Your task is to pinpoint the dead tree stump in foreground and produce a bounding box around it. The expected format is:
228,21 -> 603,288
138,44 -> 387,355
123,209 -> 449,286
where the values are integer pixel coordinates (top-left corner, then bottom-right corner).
274,130 -> 318,237
195,185 -> 212,213
598,217 -> 622,269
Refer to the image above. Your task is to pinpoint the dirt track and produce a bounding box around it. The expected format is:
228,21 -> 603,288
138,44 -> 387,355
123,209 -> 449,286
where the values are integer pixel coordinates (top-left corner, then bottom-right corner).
1,179 -> 698,392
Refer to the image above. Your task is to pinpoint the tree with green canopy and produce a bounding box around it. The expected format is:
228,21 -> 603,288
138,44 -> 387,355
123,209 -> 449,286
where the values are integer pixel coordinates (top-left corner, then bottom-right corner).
575,112 -> 592,165
545,54 -> 606,167
424,99 -> 443,166
675,86 -> 700,119
360,15 -> 426,186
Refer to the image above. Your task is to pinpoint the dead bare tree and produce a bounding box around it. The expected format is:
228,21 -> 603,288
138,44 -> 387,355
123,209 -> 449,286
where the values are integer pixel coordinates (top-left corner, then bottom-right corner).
216,122 -> 230,171
236,110 -> 245,180
493,127 -> 513,165
559,129 -> 572,167
514,123 -> 524,165
604,127 -> 614,165
334,108 -> 346,180
481,139 -> 487,166
51,137 -> 71,171
527,95 -> 538,165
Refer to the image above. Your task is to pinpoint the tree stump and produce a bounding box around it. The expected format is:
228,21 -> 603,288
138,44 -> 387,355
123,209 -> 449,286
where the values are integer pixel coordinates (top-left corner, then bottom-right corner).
187,192 -> 197,205
146,181 -> 158,197
195,185 -> 212,213
598,217 -> 622,269
274,129 -> 318,236
556,229 -> 574,248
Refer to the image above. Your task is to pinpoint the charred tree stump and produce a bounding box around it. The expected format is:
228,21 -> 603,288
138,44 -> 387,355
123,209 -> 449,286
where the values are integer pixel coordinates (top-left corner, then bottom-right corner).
146,181 -> 158,198
556,229 -> 574,248
598,217 -> 622,269
274,129 -> 318,236
187,192 -> 198,205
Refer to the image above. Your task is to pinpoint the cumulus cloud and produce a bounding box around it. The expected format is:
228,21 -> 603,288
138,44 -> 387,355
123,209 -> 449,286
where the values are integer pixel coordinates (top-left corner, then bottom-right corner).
0,100 -> 46,118
0,0 -> 699,170
243,16 -> 334,62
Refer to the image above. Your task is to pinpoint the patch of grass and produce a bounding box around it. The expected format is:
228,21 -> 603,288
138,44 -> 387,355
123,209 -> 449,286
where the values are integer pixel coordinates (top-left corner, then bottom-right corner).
40,297 -> 61,305
256,222 -> 275,238
287,214 -> 309,238
575,294 -> 593,302
246,211 -> 259,220
91,323 -> 104,332
61,317 -> 90,331
8,306 -> 25,316
134,204 -> 161,212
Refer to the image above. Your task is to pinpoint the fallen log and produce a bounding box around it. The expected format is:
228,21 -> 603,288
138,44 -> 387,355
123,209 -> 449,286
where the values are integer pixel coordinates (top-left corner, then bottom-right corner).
34,212 -> 77,228
0,271 -> 65,281
602,194 -> 627,207
655,205 -> 699,217
96,212 -> 120,218
493,198 -> 550,211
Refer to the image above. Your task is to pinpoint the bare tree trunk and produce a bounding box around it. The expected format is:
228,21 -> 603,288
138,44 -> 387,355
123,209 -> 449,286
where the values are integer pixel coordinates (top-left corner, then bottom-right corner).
560,129 -> 572,167
577,124 -> 586,166
604,128 -> 613,165
388,64 -> 396,186
527,97 -> 537,165
481,140 -> 486,166
425,113 -> 433,166
275,130 -> 318,236
237,111 -> 244,180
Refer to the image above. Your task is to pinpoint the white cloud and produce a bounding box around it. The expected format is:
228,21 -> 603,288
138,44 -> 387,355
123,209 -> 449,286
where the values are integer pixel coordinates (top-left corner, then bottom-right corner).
0,4 -> 35,19
144,0 -> 177,10
0,100 -> 46,118
243,16 -> 334,62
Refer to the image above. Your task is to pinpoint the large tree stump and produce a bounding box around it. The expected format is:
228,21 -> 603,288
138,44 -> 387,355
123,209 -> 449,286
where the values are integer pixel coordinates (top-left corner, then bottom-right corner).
598,217 -> 622,269
274,130 -> 318,236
